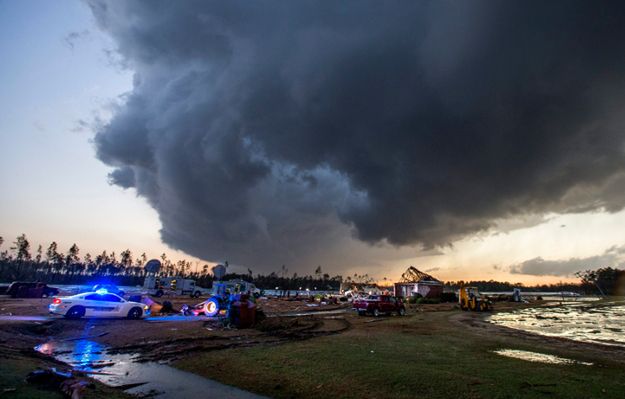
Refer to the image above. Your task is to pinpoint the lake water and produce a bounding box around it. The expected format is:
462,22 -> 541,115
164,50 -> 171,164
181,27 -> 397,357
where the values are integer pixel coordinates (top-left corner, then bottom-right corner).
488,300 -> 625,347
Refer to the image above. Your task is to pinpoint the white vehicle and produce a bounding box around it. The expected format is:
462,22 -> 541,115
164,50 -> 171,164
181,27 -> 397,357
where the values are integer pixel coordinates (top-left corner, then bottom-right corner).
143,276 -> 202,298
49,290 -> 149,319
211,279 -> 261,297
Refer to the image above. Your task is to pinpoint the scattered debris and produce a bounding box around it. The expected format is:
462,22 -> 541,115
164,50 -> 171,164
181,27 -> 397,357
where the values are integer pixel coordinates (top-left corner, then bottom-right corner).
60,379 -> 93,399
26,367 -> 72,388
26,367 -> 96,399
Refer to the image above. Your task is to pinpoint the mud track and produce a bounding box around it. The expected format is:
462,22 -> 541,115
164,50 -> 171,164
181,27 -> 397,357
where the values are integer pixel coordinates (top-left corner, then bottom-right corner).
108,316 -> 351,362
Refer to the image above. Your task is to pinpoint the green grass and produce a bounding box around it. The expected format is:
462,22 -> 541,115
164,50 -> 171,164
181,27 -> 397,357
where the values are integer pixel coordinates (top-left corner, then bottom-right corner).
175,313 -> 625,399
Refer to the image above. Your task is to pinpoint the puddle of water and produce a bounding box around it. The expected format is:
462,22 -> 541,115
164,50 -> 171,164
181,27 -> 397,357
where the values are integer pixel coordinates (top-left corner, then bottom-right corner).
35,340 -> 266,398
488,302 -> 625,347
493,349 -> 593,366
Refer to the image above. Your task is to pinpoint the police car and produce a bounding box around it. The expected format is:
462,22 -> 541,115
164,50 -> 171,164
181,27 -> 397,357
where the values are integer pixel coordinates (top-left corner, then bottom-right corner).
49,289 -> 149,319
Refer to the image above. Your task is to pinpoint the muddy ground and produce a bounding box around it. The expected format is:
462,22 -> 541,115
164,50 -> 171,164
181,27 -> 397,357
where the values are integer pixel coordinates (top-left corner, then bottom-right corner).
0,295 -> 555,359
0,296 -> 352,359
2,295 -> 619,398
0,296 -> 552,372
0,295 -> 355,397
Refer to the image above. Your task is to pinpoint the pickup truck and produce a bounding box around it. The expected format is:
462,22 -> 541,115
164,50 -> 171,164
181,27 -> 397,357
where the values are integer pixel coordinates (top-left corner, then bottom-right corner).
6,282 -> 60,298
353,295 -> 406,317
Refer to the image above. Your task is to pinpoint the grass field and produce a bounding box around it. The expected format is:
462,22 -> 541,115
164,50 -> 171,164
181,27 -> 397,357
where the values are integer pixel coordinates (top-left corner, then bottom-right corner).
176,311 -> 625,399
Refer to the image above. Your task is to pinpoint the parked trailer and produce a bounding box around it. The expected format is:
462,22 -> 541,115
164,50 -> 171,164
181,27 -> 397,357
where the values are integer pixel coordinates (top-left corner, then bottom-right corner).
143,276 -> 202,298
210,279 -> 261,297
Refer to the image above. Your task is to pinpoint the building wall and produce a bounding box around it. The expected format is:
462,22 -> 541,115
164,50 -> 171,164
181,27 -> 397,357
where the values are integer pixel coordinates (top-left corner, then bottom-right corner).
394,282 -> 443,298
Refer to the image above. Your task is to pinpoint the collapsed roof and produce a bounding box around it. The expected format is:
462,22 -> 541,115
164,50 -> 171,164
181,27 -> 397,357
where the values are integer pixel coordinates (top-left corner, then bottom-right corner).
399,266 -> 441,283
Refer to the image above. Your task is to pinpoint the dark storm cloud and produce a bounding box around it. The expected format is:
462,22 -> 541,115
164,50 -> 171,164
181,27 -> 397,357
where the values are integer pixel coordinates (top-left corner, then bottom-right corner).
88,1 -> 625,269
510,245 -> 625,276
108,166 -> 135,189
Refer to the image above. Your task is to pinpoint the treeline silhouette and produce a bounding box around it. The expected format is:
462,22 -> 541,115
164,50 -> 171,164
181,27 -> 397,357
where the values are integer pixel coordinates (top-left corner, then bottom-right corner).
1,234 -> 618,294
443,280 -> 586,293
443,269 -> 624,295
0,234 -> 342,290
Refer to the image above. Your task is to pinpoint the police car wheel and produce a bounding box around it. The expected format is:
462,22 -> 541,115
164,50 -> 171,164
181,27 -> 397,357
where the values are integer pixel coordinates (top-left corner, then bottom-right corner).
127,307 -> 143,319
65,306 -> 85,319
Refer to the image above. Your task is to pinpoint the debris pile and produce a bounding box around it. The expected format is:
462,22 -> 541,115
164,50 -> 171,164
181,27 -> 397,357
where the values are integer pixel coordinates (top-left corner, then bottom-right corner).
26,367 -> 94,399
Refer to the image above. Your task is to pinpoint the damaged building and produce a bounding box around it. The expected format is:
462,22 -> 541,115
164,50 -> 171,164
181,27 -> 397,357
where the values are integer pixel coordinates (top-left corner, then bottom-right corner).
394,267 -> 443,299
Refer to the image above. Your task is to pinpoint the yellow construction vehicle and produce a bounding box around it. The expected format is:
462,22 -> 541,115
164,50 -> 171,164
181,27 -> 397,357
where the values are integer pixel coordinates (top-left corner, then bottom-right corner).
459,286 -> 493,311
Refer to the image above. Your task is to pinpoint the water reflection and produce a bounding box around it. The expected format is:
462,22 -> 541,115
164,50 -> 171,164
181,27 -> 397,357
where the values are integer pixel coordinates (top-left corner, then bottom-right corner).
488,301 -> 625,346
34,339 -> 266,398
493,349 -> 593,365
36,340 -> 116,370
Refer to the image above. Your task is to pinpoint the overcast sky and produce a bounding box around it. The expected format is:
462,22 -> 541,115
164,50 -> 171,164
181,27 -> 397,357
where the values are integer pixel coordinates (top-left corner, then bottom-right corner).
2,0 -> 625,283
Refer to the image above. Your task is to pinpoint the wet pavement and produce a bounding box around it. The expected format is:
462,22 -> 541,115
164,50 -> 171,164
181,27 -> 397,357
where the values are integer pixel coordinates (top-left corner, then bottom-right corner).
35,339 -> 268,398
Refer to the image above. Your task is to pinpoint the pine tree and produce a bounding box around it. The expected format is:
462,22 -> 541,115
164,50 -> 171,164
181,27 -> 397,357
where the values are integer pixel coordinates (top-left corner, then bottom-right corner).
35,245 -> 43,263
13,234 -> 31,262
46,242 -> 58,262
120,249 -> 132,267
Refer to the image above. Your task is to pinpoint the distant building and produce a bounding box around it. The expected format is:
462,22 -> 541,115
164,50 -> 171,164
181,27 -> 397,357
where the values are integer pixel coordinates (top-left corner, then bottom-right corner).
393,266 -> 443,298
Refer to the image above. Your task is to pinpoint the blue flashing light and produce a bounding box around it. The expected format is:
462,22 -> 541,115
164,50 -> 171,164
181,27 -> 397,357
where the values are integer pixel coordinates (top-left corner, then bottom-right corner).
95,288 -> 108,295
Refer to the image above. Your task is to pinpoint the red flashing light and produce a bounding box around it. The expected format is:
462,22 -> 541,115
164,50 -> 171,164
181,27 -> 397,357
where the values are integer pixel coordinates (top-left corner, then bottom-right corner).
52,298 -> 61,305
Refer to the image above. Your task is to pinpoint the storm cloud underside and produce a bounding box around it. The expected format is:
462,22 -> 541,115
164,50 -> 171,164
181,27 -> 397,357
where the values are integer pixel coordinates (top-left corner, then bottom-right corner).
510,245 -> 625,277
89,1 -> 625,271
